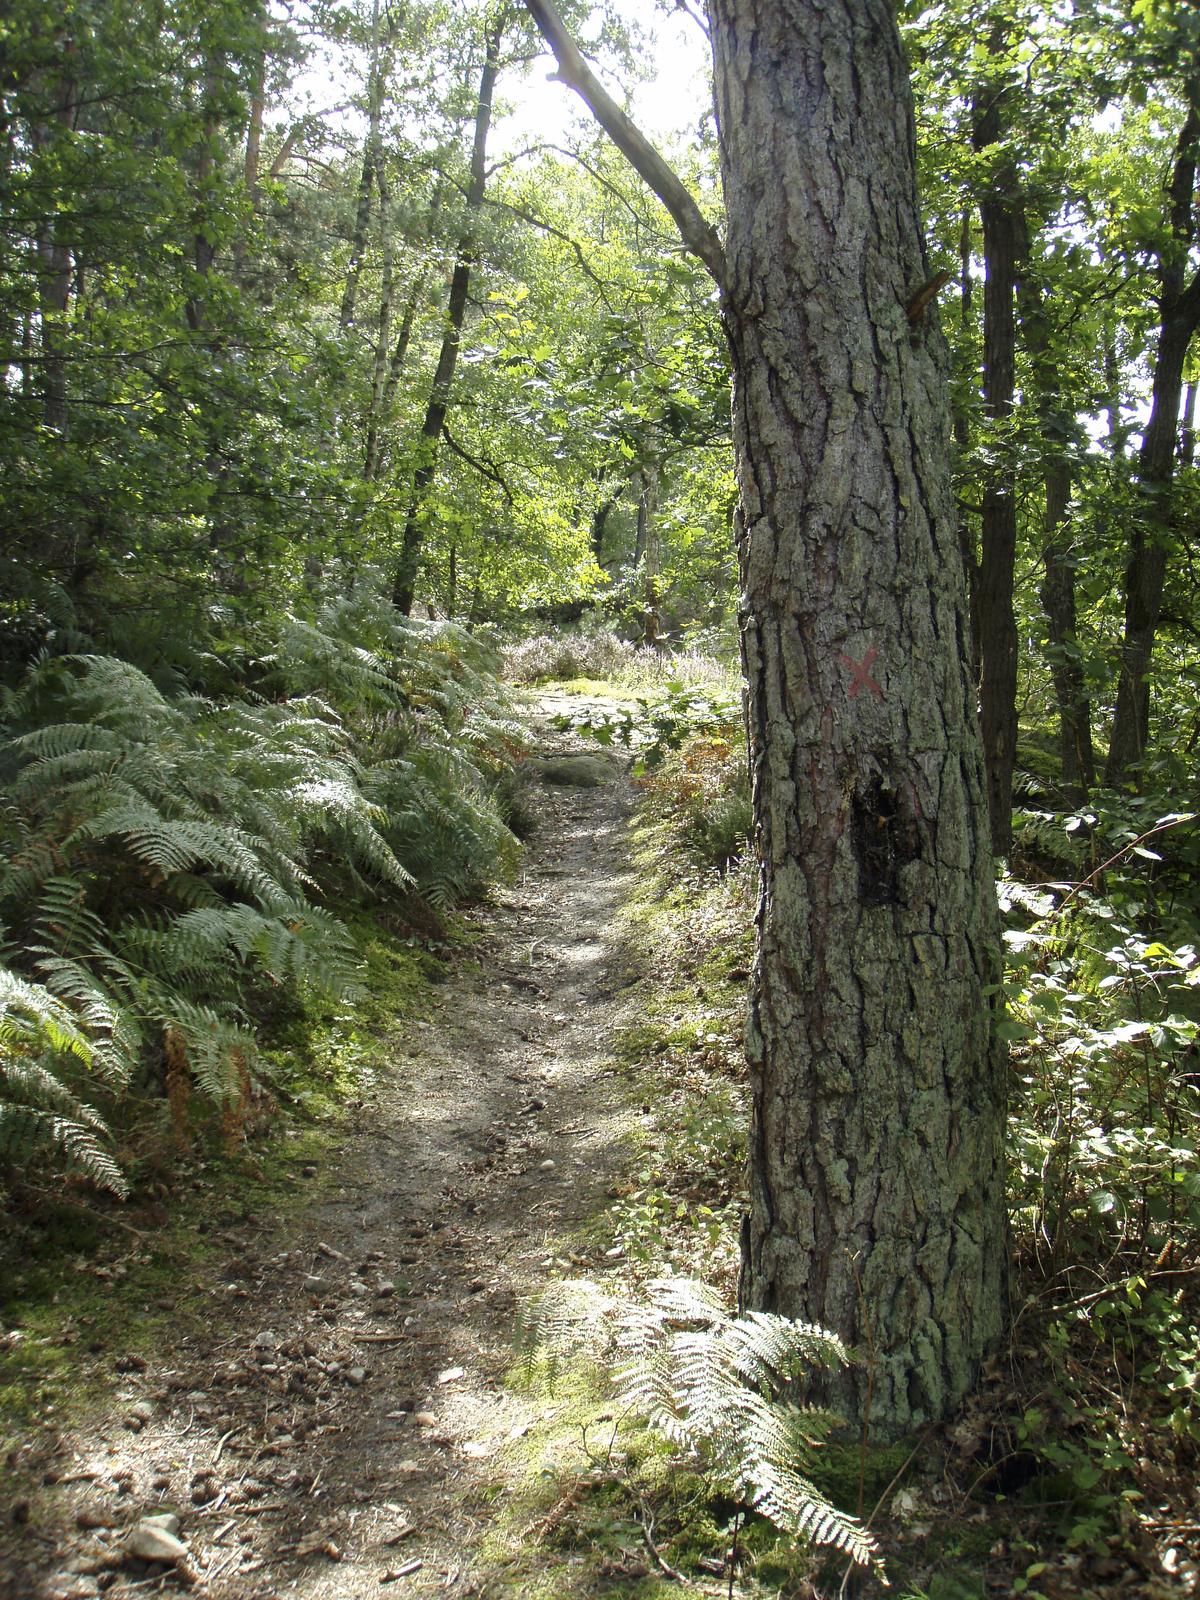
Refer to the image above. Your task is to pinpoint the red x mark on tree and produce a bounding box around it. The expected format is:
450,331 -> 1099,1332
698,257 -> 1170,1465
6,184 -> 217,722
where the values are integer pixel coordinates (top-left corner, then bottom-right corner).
839,645 -> 884,699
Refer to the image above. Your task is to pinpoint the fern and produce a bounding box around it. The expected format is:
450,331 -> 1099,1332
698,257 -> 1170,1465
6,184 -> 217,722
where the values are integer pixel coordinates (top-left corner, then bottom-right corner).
0,578 -> 527,1194
519,1276 -> 880,1572
0,969 -> 128,1194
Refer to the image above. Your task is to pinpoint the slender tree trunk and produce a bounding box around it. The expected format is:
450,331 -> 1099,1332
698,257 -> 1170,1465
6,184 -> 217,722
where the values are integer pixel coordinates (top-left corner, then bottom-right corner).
1021,282 -> 1095,804
526,0 -> 1006,1437
186,55 -> 222,332
35,78 -> 78,429
342,0 -> 387,333
591,473 -> 621,565
639,462 -> 661,647
972,56 -> 1025,856
363,165 -> 394,480
1106,112 -> 1200,787
392,23 -> 502,616
341,155 -> 375,330
1181,381 -> 1196,467
1040,446 -> 1094,803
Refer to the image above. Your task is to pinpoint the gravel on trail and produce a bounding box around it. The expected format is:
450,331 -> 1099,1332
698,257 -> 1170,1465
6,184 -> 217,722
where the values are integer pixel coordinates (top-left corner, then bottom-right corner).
8,696 -> 654,1600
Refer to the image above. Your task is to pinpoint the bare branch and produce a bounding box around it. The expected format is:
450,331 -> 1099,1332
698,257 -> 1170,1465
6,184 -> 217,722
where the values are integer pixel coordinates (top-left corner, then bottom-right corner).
520,0 -> 726,286
440,424 -> 515,504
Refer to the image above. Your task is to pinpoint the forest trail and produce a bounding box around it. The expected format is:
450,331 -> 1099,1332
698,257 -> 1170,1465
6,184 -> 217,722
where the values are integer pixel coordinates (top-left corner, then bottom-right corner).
26,696 -> 654,1600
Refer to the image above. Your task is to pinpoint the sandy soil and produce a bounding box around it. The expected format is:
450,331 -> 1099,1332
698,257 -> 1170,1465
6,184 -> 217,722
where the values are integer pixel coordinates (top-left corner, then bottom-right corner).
10,695 -> 652,1600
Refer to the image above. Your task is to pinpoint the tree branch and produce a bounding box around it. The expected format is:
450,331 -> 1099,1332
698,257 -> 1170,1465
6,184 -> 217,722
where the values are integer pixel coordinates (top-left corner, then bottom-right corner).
479,195 -> 615,309
440,424 -> 514,504
520,0 -> 726,286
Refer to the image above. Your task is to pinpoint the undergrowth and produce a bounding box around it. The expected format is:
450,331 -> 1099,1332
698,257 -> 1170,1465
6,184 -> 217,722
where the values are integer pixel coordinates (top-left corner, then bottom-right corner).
0,577 -> 522,1196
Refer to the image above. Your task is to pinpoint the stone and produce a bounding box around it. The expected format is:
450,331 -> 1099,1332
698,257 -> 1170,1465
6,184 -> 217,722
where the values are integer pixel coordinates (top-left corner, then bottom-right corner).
139,1513 -> 180,1536
539,1159 -> 556,1171
376,1281 -> 395,1298
533,756 -> 616,788
302,1275 -> 330,1293
348,1281 -> 370,1299
345,1367 -> 367,1387
124,1520 -> 189,1564
251,1331 -> 275,1351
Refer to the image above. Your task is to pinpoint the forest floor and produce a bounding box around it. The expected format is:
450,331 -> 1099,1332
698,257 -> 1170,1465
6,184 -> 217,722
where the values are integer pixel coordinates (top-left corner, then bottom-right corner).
0,693 -> 752,1600
2,692 -> 1196,1600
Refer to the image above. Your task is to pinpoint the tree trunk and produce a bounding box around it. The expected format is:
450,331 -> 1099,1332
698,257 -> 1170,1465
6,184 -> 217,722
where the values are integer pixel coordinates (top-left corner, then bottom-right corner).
34,77 -> 78,430
1020,282 -> 1095,805
363,158 -> 394,480
972,56 -> 1024,857
1106,112 -> 1200,787
710,0 -> 1005,1435
591,473 -> 621,566
955,210 -> 981,682
1040,448 -> 1094,804
1181,381 -> 1196,467
186,55 -> 221,333
392,24 -> 501,616
526,0 -> 1006,1439
340,154 -> 375,330
639,462 -> 661,647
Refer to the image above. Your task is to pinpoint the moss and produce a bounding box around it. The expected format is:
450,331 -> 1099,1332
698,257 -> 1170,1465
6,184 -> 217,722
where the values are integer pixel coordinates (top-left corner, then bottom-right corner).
807,1438 -> 920,1515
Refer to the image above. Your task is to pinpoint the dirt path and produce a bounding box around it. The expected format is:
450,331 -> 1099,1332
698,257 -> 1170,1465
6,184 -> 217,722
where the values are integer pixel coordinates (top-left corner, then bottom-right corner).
21,697 -> 650,1600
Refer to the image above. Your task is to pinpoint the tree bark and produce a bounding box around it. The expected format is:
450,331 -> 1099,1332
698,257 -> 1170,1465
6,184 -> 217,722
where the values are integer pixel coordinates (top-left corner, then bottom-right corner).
528,0 -> 1005,1437
392,23 -> 501,616
710,0 -> 1005,1437
972,52 -> 1024,857
1106,112 -> 1200,787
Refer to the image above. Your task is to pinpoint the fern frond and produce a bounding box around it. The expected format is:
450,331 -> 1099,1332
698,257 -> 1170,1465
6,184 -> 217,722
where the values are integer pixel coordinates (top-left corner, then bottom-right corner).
519,1275 -> 879,1571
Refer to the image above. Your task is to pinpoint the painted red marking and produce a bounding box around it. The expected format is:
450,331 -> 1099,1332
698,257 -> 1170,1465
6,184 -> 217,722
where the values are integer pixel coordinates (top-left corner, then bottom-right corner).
839,646 -> 884,700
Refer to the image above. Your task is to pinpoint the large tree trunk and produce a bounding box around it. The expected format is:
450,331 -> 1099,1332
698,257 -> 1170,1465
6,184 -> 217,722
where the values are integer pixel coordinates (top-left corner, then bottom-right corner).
972,58 -> 1024,857
525,0 -> 1006,1439
392,24 -> 501,616
710,0 -> 1005,1436
1106,112 -> 1200,787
